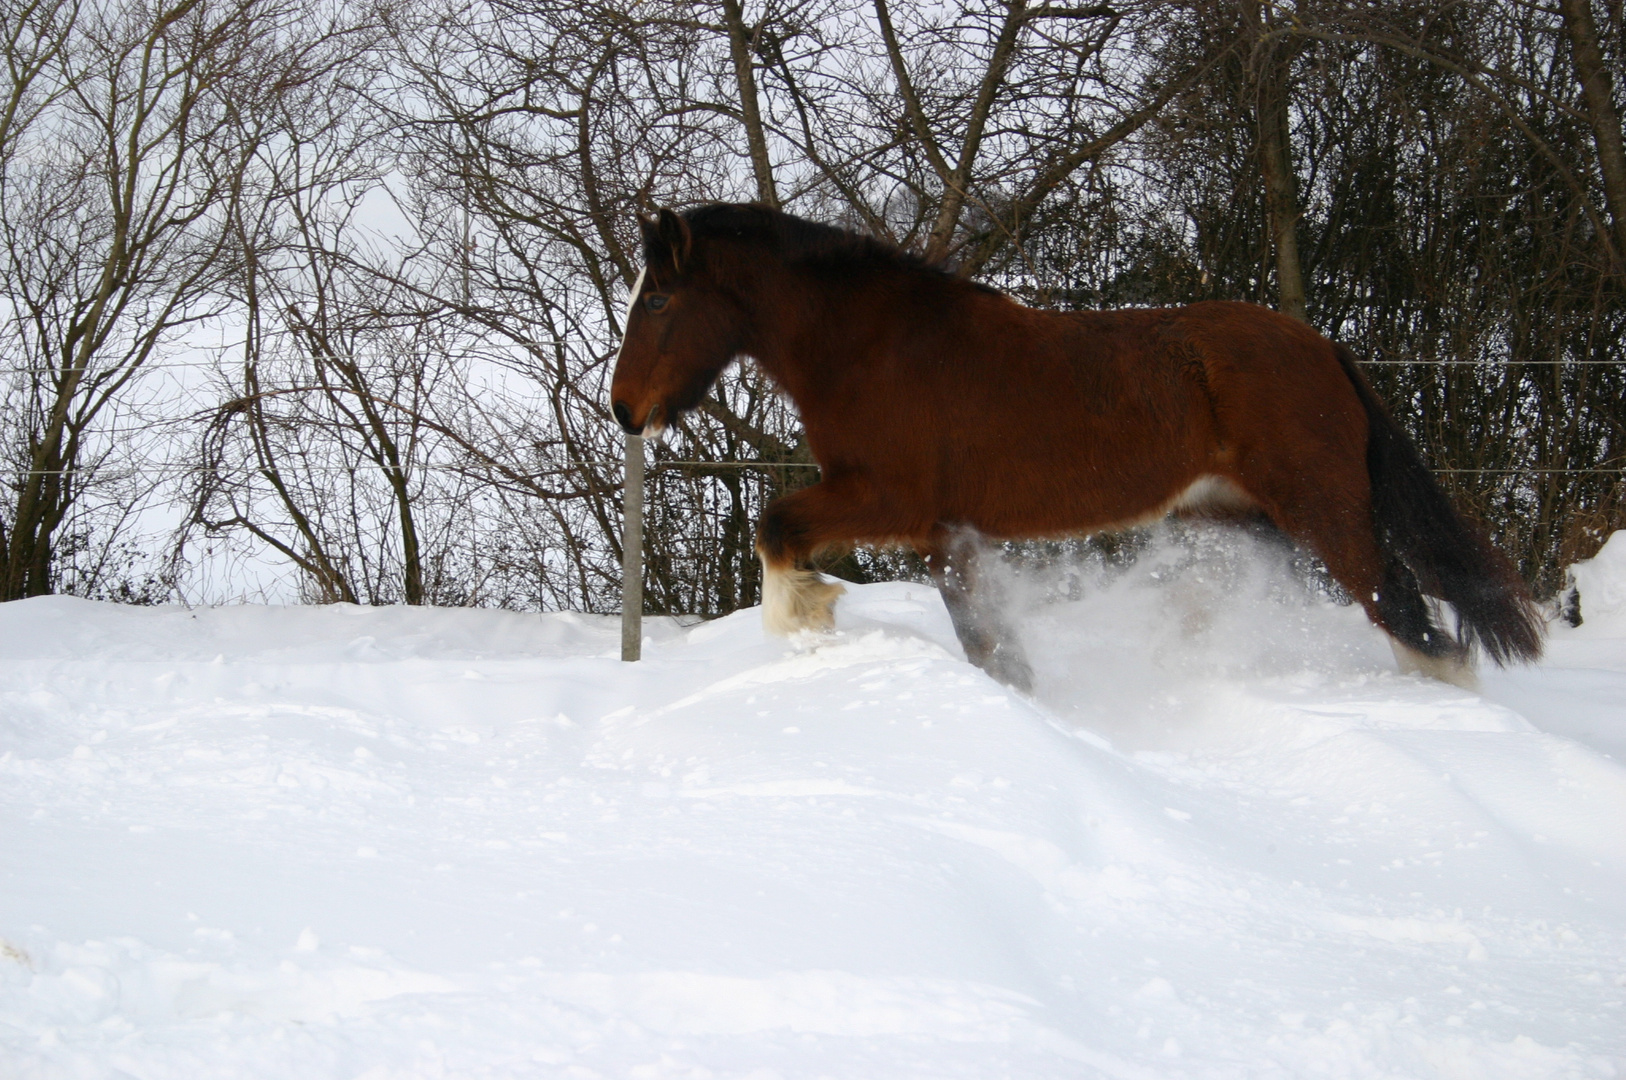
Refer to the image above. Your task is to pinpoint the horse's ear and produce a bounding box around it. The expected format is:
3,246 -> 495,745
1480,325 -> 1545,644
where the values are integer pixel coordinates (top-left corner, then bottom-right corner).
638,214 -> 665,266
638,208 -> 691,274
656,208 -> 691,272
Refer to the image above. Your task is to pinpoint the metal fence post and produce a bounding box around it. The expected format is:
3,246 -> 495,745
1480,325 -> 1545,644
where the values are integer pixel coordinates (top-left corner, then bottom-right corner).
620,432 -> 644,661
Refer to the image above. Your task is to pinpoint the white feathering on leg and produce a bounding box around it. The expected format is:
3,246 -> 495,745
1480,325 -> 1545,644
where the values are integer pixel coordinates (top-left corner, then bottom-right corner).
1389,637 -> 1478,690
760,559 -> 846,635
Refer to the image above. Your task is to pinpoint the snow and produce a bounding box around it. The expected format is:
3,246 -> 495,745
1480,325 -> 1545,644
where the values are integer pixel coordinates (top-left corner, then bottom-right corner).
1571,531 -> 1626,638
2,528 -> 1623,1078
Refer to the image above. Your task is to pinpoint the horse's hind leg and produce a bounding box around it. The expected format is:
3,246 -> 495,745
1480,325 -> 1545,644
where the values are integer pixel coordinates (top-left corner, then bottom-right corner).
924,530 -> 1034,693
1233,460 -> 1475,686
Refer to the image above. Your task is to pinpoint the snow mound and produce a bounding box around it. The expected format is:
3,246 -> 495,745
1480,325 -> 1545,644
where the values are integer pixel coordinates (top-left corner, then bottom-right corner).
1570,529 -> 1626,635
1,560 -> 1623,1077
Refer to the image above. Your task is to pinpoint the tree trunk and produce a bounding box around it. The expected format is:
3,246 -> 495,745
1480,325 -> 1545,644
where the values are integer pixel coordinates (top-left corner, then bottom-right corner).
1559,0 -> 1626,268
721,0 -> 779,208
1243,0 -> 1308,321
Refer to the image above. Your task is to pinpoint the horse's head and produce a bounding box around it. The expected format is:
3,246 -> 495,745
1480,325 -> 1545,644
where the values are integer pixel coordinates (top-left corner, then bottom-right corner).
610,208 -> 748,435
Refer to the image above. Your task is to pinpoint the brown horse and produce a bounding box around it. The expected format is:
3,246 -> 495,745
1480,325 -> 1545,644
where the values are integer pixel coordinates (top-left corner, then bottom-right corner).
610,203 -> 1542,689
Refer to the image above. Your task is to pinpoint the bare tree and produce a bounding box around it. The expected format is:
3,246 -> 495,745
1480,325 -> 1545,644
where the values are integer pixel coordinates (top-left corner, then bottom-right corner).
0,0 -> 1608,611
0,0 -> 329,599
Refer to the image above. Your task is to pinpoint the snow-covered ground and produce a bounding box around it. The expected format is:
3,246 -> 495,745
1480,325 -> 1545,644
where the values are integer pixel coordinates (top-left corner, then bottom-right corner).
2,528 -> 1623,1078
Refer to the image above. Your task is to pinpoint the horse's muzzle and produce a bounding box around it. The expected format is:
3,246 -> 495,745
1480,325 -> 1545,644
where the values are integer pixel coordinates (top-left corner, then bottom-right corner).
612,401 -> 638,435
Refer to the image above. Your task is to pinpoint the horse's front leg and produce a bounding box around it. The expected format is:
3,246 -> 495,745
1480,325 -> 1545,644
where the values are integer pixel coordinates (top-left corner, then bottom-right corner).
924,530 -> 1034,693
755,481 -> 862,635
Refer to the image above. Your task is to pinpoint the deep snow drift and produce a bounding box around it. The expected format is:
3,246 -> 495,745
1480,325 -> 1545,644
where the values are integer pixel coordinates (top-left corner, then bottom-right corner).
2,528 -> 1623,1078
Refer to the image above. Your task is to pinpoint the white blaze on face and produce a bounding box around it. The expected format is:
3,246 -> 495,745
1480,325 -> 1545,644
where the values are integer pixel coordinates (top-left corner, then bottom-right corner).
614,266 -> 647,362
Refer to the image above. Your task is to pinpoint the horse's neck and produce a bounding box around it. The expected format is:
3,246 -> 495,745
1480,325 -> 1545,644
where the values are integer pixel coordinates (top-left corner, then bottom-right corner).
743,256 -> 924,405
735,263 -> 840,407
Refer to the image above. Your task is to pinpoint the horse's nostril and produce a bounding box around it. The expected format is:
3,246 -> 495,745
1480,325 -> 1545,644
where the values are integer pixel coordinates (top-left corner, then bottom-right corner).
612,401 -> 635,433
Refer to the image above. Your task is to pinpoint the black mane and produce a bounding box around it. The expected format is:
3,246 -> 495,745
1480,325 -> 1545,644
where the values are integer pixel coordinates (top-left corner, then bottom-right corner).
681,203 -> 987,289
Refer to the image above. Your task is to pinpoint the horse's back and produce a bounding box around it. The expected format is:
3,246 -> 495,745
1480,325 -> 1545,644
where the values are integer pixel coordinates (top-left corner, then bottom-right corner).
951,299 -> 1367,536
909,299 -> 1224,535
1166,301 -> 1371,478
802,292 -> 1368,541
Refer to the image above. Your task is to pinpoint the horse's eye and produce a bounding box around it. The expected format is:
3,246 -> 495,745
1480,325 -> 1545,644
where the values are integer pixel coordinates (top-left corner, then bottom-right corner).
646,294 -> 669,311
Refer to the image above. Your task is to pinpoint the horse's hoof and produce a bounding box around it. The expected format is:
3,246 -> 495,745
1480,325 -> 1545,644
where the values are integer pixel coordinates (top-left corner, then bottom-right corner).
761,565 -> 846,635
963,637 -> 1034,692
1390,638 -> 1478,690
983,650 -> 1035,694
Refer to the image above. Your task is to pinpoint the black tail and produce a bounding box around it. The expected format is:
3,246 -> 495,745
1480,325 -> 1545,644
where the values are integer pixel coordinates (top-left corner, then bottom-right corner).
1332,345 -> 1543,666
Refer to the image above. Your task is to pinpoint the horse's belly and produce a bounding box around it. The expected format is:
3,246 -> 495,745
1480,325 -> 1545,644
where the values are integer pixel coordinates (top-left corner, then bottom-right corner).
944,436 -> 1217,538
